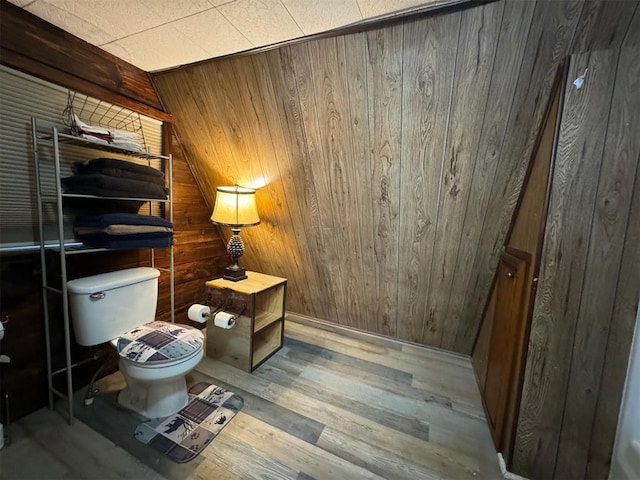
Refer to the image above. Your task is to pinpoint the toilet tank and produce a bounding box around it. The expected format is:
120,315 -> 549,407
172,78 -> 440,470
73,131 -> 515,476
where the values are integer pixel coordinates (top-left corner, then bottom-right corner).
67,267 -> 161,346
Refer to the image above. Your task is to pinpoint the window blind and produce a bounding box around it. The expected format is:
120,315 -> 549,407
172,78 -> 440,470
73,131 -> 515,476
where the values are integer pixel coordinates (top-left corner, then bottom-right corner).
0,66 -> 164,249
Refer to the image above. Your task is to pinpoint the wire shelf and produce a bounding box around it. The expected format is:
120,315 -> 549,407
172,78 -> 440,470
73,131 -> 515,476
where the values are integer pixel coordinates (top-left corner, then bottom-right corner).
62,90 -> 149,153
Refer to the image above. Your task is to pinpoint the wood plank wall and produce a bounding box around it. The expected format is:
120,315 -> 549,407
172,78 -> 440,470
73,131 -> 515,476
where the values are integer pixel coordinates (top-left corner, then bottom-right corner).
0,5 -> 228,421
513,43 -> 640,479
156,133 -> 230,325
151,0 -> 635,354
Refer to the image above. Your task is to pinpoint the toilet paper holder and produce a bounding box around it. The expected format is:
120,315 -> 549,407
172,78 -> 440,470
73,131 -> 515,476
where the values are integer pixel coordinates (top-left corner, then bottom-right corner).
203,295 -> 247,323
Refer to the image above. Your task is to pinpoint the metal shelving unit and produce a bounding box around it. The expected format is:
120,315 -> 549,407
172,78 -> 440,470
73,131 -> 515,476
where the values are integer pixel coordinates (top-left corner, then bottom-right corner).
31,117 -> 174,424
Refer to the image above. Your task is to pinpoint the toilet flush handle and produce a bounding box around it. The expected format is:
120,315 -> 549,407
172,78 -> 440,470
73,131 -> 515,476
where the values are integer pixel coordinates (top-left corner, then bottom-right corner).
89,292 -> 106,301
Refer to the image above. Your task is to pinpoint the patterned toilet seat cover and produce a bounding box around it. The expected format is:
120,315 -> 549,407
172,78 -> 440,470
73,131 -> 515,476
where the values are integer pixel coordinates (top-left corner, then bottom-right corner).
117,321 -> 204,365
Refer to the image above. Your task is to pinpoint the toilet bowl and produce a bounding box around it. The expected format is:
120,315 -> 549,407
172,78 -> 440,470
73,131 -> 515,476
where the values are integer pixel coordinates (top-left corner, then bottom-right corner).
67,268 -> 204,419
114,320 -> 204,418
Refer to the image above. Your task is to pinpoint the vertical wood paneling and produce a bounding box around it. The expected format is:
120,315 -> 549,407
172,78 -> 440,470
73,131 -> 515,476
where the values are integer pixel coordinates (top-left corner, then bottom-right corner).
250,53 -> 319,317
513,49 -> 619,478
365,24 -> 403,336
199,58 -> 273,275
397,12 -> 460,343
455,0 -> 584,353
570,0 -> 640,53
445,0 -> 536,350
343,31 -> 377,332
587,129 -> 640,479
308,37 -> 362,326
156,133 -> 231,322
290,41 -> 349,322
225,56 -> 310,312
557,45 -> 640,479
264,47 -> 335,320
425,1 -> 503,348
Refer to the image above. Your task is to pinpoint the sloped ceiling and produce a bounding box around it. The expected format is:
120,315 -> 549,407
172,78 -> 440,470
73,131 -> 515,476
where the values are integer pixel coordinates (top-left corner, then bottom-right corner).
8,0 -> 458,71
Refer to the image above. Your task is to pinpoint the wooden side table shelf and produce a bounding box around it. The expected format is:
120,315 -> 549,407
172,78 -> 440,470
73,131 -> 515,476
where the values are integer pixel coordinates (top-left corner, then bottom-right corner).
205,271 -> 287,372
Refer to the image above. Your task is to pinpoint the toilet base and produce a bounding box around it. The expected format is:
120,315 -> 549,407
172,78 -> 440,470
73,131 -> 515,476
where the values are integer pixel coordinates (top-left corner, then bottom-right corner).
117,374 -> 189,419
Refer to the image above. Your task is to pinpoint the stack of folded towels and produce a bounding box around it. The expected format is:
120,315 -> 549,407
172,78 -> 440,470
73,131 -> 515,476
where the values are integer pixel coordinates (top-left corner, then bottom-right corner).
74,213 -> 173,249
72,114 -> 143,151
62,157 -> 168,199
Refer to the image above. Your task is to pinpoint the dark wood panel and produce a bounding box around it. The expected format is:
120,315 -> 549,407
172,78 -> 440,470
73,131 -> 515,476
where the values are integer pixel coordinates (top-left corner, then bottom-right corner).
455,0 -> 584,354
554,45 -> 640,479
500,82 -> 560,469
446,0 -> 536,350
308,36 -> 363,327
586,113 -> 640,478
154,241 -> 227,267
426,1 -> 503,348
343,31 -> 377,331
396,11 -> 460,343
364,23 -> 403,337
513,49 -> 619,478
472,79 -> 560,467
570,0 -> 640,53
290,39 -> 349,319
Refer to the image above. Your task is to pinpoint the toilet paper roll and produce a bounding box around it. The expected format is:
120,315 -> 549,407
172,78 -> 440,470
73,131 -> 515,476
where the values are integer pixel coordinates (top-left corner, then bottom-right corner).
214,311 -> 236,329
188,304 -> 210,323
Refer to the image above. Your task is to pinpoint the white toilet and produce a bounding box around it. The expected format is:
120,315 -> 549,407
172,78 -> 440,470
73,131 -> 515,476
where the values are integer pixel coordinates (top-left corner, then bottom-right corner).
67,267 -> 204,419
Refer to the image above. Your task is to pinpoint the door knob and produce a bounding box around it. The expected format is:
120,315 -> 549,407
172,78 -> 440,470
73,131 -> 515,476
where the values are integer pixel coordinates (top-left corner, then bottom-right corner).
507,271 -> 514,278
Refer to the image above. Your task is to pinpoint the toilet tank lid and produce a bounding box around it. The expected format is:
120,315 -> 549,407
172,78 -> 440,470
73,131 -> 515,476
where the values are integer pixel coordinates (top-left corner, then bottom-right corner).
67,267 -> 160,294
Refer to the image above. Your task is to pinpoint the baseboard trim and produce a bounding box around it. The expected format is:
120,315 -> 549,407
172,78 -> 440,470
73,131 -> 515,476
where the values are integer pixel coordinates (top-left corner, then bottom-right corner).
285,311 -> 470,361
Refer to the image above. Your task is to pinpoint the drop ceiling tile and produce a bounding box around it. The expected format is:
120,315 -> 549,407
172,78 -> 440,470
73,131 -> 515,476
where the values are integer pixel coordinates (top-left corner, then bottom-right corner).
102,32 -> 208,72
217,0 -> 303,47
357,0 -> 439,18
175,8 -> 254,59
32,0 -> 215,41
281,0 -> 362,35
102,9 -> 253,71
25,1 -> 117,45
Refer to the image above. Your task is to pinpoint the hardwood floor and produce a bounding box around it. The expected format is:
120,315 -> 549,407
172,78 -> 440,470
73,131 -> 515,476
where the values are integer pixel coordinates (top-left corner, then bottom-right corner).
0,318 -> 502,479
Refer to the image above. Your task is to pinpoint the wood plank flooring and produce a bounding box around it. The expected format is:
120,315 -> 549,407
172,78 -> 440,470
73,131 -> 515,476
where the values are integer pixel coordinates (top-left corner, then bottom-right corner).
0,319 -> 502,479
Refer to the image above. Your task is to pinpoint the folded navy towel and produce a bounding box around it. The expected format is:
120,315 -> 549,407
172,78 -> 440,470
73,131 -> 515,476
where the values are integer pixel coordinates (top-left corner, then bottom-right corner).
75,158 -> 164,178
77,232 -> 173,249
63,197 -> 144,215
74,213 -> 173,228
61,173 -> 168,199
73,165 -> 166,186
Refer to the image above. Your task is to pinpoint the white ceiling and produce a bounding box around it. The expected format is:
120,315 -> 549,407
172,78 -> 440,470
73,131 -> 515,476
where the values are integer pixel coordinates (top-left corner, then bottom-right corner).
9,0 -> 449,72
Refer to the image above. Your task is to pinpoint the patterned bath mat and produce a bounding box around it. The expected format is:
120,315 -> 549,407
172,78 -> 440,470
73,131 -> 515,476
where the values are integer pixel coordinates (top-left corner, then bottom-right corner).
134,382 -> 243,463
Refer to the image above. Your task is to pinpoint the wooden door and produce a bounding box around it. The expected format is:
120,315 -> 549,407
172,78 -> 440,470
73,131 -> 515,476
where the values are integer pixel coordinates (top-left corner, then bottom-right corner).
484,248 -> 530,449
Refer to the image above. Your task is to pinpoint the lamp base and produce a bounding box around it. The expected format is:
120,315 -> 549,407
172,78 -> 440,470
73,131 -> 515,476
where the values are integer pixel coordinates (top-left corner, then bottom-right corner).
223,231 -> 247,281
223,264 -> 247,282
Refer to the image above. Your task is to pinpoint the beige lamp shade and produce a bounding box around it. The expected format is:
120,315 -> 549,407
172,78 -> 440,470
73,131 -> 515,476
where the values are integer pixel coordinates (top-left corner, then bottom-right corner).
210,186 -> 260,227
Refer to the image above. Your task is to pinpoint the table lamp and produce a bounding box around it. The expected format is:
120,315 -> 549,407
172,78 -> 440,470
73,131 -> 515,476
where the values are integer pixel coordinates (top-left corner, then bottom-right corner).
210,185 -> 260,281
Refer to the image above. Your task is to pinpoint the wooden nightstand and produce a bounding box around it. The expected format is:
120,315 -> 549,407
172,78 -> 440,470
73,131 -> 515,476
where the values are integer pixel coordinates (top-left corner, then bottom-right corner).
204,271 -> 287,372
